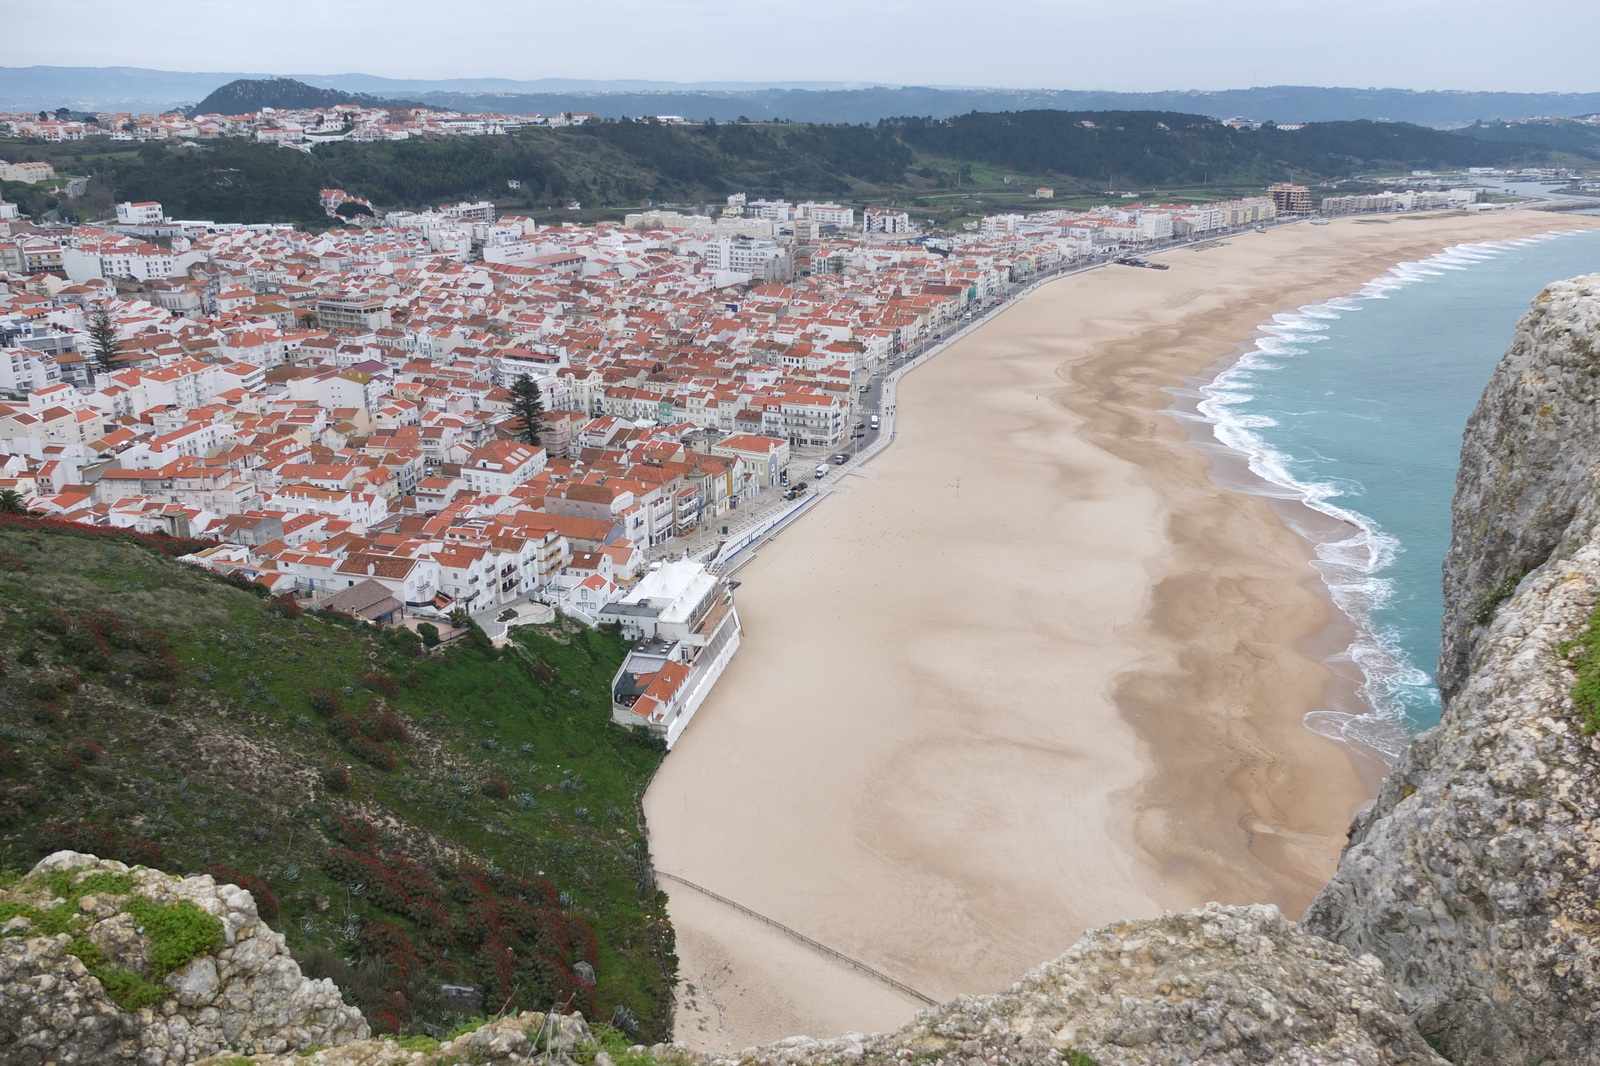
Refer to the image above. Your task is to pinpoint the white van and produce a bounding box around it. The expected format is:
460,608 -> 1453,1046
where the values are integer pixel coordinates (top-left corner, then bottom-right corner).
815,463 -> 829,479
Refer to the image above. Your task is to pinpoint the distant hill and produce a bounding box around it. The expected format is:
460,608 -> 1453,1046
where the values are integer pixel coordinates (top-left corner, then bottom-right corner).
1451,118 -> 1600,156
408,85 -> 1600,128
188,78 -> 422,117
8,66 -> 1600,127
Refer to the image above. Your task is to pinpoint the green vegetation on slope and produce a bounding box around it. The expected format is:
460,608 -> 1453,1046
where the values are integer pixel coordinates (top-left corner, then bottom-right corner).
1560,600 -> 1600,734
888,111 -> 1555,186
0,516 -> 673,1039
2,106 -> 1576,224
0,865 -> 222,1010
189,78 -> 424,119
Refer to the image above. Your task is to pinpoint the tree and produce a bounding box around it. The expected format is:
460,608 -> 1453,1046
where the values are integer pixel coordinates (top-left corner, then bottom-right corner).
0,489 -> 27,515
508,375 -> 544,447
417,621 -> 440,647
86,305 -> 121,375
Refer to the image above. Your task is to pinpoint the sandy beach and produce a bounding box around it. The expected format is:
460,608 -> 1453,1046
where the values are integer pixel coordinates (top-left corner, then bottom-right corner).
642,209 -> 1600,1051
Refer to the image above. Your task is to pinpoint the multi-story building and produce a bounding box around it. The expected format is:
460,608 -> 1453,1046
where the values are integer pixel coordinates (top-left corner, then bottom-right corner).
116,201 -> 165,225
604,560 -> 742,747
1267,183 -> 1314,215
0,160 -> 56,183
863,207 -> 913,234
316,292 -> 392,332
800,202 -> 856,228
702,238 -> 792,282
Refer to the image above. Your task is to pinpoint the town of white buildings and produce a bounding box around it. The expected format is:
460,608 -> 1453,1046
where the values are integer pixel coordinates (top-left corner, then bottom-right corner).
0,170 -> 1500,742
0,103 -> 598,146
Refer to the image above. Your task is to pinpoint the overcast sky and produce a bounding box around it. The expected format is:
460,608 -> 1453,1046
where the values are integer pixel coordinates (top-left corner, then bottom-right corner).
16,0 -> 1600,93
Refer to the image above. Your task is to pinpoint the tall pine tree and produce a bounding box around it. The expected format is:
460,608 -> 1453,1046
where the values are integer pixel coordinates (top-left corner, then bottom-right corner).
508,375 -> 544,447
87,305 -> 121,375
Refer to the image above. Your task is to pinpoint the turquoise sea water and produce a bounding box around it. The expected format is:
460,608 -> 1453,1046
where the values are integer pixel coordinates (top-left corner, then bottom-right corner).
1192,223 -> 1600,757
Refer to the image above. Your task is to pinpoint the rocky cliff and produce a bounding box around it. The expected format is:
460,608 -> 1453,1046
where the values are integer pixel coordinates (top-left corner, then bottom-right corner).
0,850 -> 367,1065
1306,272 -> 1600,1064
1435,272 -> 1600,702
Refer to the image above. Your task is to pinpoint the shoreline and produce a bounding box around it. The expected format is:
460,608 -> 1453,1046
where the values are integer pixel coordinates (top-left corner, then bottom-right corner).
1164,348 -> 1391,793
644,210 -> 1600,1052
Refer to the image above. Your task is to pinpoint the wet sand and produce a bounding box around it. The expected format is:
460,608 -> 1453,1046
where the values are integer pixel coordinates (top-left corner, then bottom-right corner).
643,210 -> 1600,1051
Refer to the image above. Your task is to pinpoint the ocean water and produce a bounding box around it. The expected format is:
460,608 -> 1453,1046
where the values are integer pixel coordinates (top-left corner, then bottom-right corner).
1189,224 -> 1600,759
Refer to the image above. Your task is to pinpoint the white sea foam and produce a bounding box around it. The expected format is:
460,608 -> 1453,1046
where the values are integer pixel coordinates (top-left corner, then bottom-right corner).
1188,235 -> 1540,763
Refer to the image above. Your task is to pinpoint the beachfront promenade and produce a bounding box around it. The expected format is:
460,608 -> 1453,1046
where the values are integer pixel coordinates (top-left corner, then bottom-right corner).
654,215 -> 1324,577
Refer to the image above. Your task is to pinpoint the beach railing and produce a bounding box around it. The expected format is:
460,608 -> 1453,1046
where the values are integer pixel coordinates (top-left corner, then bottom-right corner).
654,870 -> 937,1006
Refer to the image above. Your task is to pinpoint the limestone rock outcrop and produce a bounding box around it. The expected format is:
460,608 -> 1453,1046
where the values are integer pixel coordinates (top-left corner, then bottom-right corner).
724,903 -> 1444,1066
196,1010 -> 596,1066
200,904 -> 1444,1066
1307,272 -> 1600,1065
0,850 -> 368,1065
1436,272 -> 1600,701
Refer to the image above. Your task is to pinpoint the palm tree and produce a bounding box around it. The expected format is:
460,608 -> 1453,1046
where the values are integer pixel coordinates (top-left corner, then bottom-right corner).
447,608 -> 471,628
0,489 -> 27,515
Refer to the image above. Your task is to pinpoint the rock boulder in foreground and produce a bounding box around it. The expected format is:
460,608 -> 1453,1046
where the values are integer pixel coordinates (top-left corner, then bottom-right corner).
191,902 -> 1441,1066
713,903 -> 1444,1066
0,850 -> 367,1065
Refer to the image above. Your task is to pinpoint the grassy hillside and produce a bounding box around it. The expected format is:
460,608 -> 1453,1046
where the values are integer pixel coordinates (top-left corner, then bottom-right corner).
0,516 -> 674,1039
2,107 -> 1575,226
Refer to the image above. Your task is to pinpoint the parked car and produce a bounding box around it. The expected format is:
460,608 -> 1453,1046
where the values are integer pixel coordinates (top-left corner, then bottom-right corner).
832,454 -> 849,465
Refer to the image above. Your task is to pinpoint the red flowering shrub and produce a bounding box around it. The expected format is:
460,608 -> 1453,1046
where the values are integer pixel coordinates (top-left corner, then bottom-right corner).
329,814 -> 381,850
362,671 -> 399,697
308,689 -> 341,716
45,823 -> 163,868
481,775 -> 510,800
46,746 -> 83,773
348,736 -> 399,772
266,594 -> 303,619
358,708 -> 407,743
319,817 -> 601,1019
359,919 -> 428,985
321,764 -> 350,792
68,739 -> 102,764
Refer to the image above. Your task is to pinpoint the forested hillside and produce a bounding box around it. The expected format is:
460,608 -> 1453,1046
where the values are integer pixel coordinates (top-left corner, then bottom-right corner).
1451,118 -> 1600,157
887,111 -> 1544,185
188,77 -> 421,117
1,108 -> 1576,224
0,517 -> 674,1039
